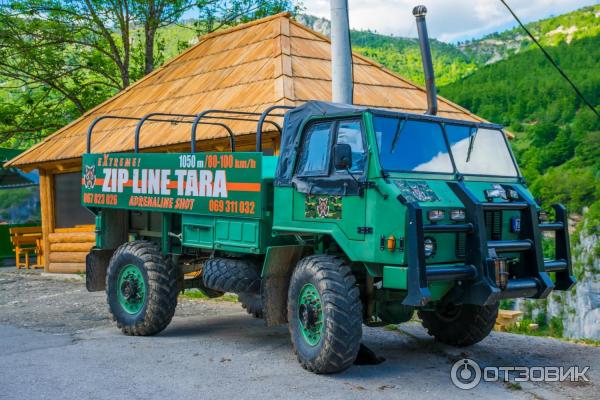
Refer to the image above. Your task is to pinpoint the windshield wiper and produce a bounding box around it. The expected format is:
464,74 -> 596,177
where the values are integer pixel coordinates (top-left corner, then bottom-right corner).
465,126 -> 479,162
390,117 -> 407,153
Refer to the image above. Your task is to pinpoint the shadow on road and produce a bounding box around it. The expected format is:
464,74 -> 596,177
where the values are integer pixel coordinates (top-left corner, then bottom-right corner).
156,312 -> 599,392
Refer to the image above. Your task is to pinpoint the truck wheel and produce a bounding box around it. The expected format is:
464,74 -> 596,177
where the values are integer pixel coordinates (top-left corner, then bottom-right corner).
202,257 -> 260,294
418,303 -> 498,346
288,255 -> 362,374
238,292 -> 263,318
106,241 -> 178,336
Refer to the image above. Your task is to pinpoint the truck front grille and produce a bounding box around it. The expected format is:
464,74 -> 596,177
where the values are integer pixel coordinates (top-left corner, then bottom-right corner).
485,210 -> 503,241
455,232 -> 466,258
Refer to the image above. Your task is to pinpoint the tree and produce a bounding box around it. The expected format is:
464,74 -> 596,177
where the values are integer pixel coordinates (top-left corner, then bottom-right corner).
132,1 -> 195,75
1,1 -> 192,91
0,0 -> 300,142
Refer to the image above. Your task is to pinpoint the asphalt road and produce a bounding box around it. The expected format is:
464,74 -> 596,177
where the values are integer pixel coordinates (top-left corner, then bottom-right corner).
1,270 -> 598,400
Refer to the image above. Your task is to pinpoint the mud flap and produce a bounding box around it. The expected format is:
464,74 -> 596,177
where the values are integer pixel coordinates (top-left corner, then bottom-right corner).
86,248 -> 115,292
261,245 -> 312,327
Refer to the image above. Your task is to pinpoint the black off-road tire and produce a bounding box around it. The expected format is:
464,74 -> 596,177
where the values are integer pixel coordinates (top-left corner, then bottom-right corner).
202,257 -> 260,294
288,255 -> 362,374
418,303 -> 498,346
238,292 -> 263,318
106,241 -> 178,336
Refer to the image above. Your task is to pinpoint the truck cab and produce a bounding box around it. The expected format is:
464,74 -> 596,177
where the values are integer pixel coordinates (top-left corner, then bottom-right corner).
272,101 -> 575,308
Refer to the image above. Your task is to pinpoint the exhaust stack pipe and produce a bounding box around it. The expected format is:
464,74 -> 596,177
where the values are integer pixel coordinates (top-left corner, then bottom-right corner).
413,5 -> 438,115
330,0 -> 353,104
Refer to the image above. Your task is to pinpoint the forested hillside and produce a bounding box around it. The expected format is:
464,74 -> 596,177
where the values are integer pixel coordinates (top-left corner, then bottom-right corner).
296,14 -> 477,86
350,31 -> 476,86
440,34 -> 600,226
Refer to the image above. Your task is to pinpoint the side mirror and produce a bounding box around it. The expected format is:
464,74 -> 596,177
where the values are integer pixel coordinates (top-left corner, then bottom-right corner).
334,143 -> 352,170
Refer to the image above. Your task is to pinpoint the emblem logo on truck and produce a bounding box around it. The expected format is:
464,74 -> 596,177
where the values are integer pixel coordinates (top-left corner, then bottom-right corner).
304,195 -> 342,220
84,165 -> 96,189
317,197 -> 330,218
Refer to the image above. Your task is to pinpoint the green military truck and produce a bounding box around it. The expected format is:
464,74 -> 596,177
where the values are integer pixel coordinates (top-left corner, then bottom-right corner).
83,101 -> 575,373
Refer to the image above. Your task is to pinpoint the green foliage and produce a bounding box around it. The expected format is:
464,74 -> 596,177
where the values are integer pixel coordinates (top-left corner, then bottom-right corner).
542,236 -> 556,259
0,188 -> 32,210
441,37 -> 600,128
0,186 -> 40,224
180,289 -> 237,302
350,31 -> 477,86
499,299 -> 515,310
505,316 -> 564,339
505,382 -> 522,391
308,5 -> 600,230
0,0 -> 300,145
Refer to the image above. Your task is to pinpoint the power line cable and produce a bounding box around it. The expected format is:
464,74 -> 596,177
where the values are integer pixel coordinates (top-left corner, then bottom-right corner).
499,0 -> 600,120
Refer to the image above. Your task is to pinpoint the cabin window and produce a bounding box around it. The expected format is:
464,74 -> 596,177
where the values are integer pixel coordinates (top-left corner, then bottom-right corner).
296,121 -> 334,177
335,120 -> 365,174
54,172 -> 95,229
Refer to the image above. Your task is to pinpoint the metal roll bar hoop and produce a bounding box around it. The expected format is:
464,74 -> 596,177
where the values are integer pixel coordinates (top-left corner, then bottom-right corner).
191,110 -> 285,153
134,113 -> 196,153
86,115 -> 143,154
256,105 -> 295,152
133,112 -> 237,153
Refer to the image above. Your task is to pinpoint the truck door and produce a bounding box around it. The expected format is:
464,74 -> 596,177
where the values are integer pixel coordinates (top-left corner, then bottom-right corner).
291,118 -> 367,241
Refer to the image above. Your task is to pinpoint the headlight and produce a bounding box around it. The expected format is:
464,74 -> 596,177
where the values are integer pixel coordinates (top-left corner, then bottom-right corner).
424,237 -> 436,258
507,189 -> 519,200
427,210 -> 445,222
450,209 -> 466,221
485,188 -> 507,201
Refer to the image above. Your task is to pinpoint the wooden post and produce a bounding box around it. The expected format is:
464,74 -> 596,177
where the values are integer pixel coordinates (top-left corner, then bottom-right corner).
38,169 -> 56,272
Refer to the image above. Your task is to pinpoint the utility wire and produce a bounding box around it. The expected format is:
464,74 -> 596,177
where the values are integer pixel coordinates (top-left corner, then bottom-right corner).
499,0 -> 600,120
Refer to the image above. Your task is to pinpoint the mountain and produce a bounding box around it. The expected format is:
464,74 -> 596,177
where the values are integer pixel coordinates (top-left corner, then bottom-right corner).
296,15 -> 476,86
350,31 -> 476,86
298,5 -> 600,83
459,4 -> 600,65
295,15 -> 331,36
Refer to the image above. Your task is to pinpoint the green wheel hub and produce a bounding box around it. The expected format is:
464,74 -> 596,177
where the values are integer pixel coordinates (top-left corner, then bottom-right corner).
117,264 -> 146,314
298,283 -> 324,346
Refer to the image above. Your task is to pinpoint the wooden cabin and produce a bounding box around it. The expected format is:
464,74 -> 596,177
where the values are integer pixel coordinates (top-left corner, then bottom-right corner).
5,12 -> 486,273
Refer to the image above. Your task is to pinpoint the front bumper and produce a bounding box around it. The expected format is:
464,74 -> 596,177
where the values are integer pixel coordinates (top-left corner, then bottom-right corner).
401,182 -> 576,307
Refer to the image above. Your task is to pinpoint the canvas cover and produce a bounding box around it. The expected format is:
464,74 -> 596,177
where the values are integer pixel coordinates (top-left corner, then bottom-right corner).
275,101 -> 367,187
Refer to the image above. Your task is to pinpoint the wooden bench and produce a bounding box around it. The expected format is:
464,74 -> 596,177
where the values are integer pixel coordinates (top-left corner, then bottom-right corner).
9,226 -> 43,269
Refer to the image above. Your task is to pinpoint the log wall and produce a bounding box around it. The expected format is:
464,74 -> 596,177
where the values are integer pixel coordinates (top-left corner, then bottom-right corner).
47,225 -> 95,273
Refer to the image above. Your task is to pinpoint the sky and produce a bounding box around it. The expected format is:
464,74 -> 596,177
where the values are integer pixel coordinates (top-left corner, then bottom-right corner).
303,0 -> 600,42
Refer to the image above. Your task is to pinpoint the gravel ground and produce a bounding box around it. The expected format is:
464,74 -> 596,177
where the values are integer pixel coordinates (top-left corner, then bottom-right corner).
1,269 -> 599,400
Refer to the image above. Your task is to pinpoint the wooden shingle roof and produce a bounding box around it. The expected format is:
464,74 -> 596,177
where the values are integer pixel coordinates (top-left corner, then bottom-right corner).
7,12 -> 484,168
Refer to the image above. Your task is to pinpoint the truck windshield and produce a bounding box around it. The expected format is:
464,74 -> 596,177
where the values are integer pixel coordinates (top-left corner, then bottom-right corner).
374,116 -> 518,177
445,124 -> 518,177
374,117 -> 453,173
